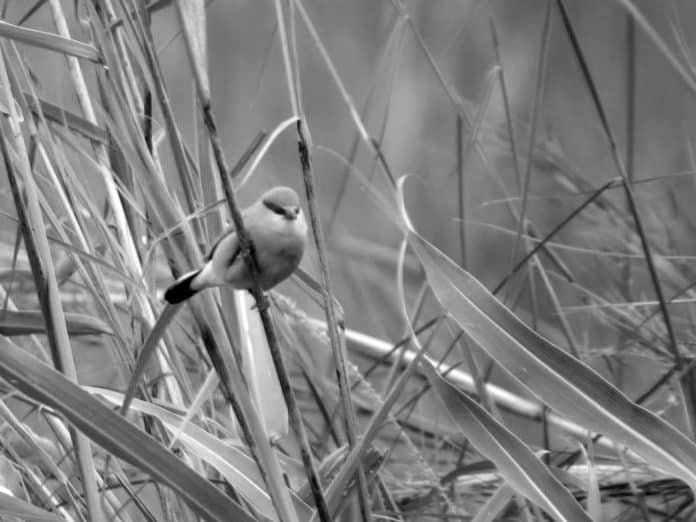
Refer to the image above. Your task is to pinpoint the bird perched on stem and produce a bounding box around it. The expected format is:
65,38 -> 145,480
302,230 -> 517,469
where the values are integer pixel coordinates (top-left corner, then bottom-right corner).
164,186 -> 307,304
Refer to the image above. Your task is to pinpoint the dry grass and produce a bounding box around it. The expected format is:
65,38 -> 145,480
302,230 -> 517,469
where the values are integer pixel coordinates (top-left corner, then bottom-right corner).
1,1 -> 696,521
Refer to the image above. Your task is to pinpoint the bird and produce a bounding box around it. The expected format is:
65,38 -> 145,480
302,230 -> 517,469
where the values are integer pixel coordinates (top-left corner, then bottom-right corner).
164,186 -> 307,304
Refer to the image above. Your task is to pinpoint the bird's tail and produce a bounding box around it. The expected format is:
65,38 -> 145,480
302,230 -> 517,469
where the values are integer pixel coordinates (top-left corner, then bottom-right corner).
164,270 -> 201,304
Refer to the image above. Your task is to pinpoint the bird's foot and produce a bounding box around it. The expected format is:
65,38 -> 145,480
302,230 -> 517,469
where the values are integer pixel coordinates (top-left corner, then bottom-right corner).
248,290 -> 270,312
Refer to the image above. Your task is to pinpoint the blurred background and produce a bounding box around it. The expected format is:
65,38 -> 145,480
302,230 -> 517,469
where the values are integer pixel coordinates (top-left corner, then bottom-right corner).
3,0 -> 696,469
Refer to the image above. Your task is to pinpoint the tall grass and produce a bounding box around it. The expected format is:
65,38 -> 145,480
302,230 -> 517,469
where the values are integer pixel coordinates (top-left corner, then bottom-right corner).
1,1 -> 696,521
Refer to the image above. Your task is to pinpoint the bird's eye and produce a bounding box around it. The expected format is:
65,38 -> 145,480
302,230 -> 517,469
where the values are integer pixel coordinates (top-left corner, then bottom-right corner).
264,200 -> 286,215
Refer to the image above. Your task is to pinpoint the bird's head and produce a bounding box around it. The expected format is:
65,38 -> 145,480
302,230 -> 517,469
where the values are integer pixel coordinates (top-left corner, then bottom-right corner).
261,186 -> 302,221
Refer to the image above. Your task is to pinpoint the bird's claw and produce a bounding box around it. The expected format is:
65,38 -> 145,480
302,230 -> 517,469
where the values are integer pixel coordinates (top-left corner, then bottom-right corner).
248,291 -> 270,312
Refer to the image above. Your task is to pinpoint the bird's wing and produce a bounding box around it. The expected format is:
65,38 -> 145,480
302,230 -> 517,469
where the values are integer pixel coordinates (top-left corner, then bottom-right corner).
204,227 -> 236,262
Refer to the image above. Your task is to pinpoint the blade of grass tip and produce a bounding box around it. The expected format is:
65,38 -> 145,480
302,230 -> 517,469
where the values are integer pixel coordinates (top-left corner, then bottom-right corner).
201,128 -> 267,248
556,0 -> 685,401
120,303 -> 183,416
229,130 -> 266,180
505,0 -> 553,303
0,46 -> 105,521
235,117 -> 297,189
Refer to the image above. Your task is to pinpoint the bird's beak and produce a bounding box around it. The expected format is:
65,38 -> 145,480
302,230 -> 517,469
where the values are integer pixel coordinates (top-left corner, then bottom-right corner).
284,206 -> 300,220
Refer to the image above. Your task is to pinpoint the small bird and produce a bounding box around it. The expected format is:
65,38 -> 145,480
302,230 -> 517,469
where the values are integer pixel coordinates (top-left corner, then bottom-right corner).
164,186 -> 307,304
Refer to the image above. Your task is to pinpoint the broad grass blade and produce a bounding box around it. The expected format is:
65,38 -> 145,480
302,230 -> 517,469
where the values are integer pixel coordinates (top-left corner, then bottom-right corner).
422,364 -> 591,521
407,228 -> 696,492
